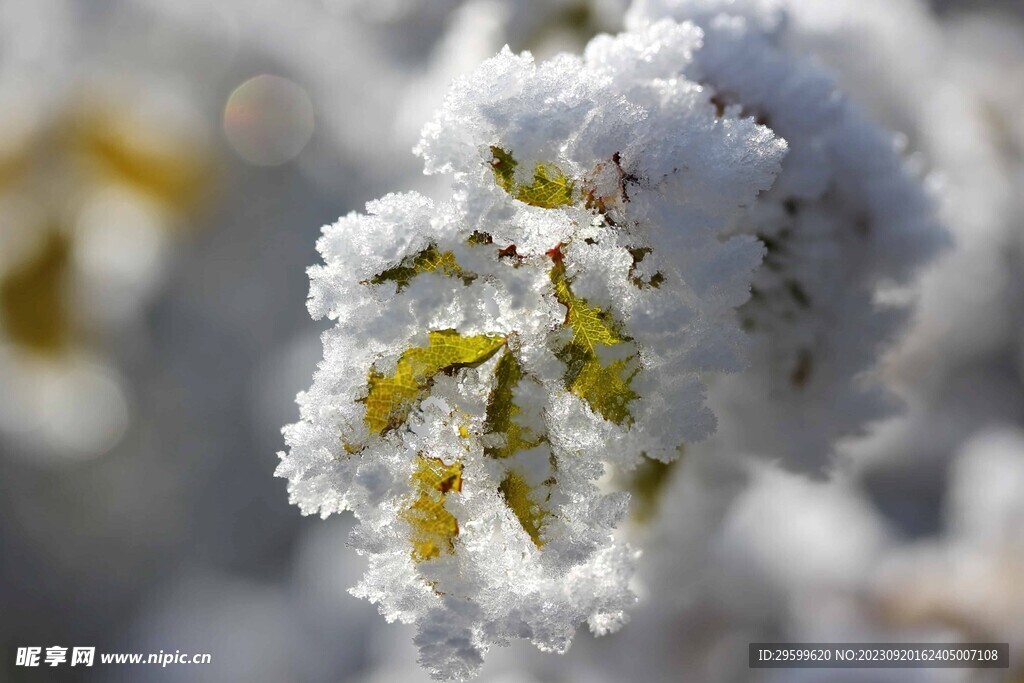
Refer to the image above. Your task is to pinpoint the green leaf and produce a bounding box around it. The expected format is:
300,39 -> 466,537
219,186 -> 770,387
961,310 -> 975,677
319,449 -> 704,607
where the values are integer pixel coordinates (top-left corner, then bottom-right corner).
363,330 -> 506,435
403,456 -> 463,562
367,245 -> 474,292
490,146 -> 575,209
550,257 -> 640,425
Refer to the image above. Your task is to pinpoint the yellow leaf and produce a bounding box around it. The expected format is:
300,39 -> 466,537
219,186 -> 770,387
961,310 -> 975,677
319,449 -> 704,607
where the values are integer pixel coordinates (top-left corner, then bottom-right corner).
403,456 -> 463,562
552,263 -> 620,347
562,351 -> 638,424
483,352 -> 546,459
498,469 -> 549,548
490,146 -> 575,209
483,351 -> 555,548
363,330 -> 506,435
627,247 -> 665,289
550,257 -> 639,424
368,245 -> 474,292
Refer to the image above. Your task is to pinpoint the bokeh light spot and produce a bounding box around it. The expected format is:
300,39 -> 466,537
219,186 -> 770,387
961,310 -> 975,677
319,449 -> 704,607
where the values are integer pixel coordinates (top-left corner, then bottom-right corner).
223,75 -> 315,167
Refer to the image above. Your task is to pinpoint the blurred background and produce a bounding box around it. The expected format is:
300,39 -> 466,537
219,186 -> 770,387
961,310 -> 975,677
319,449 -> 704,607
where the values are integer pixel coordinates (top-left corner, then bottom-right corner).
1,0 -> 1023,681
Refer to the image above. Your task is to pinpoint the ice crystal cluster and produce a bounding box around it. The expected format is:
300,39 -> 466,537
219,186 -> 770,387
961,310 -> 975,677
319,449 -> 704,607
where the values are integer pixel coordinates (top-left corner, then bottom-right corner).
624,0 -> 944,470
279,0 -> 942,678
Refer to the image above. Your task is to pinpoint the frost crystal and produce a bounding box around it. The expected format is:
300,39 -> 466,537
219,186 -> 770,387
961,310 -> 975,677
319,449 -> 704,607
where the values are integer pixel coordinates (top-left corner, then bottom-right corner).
628,0 -> 945,470
279,19 -> 786,679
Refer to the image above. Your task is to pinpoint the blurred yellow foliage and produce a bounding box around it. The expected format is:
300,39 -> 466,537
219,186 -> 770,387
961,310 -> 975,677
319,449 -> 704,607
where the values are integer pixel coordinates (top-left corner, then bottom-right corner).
0,98 -> 211,357
0,231 -> 72,355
